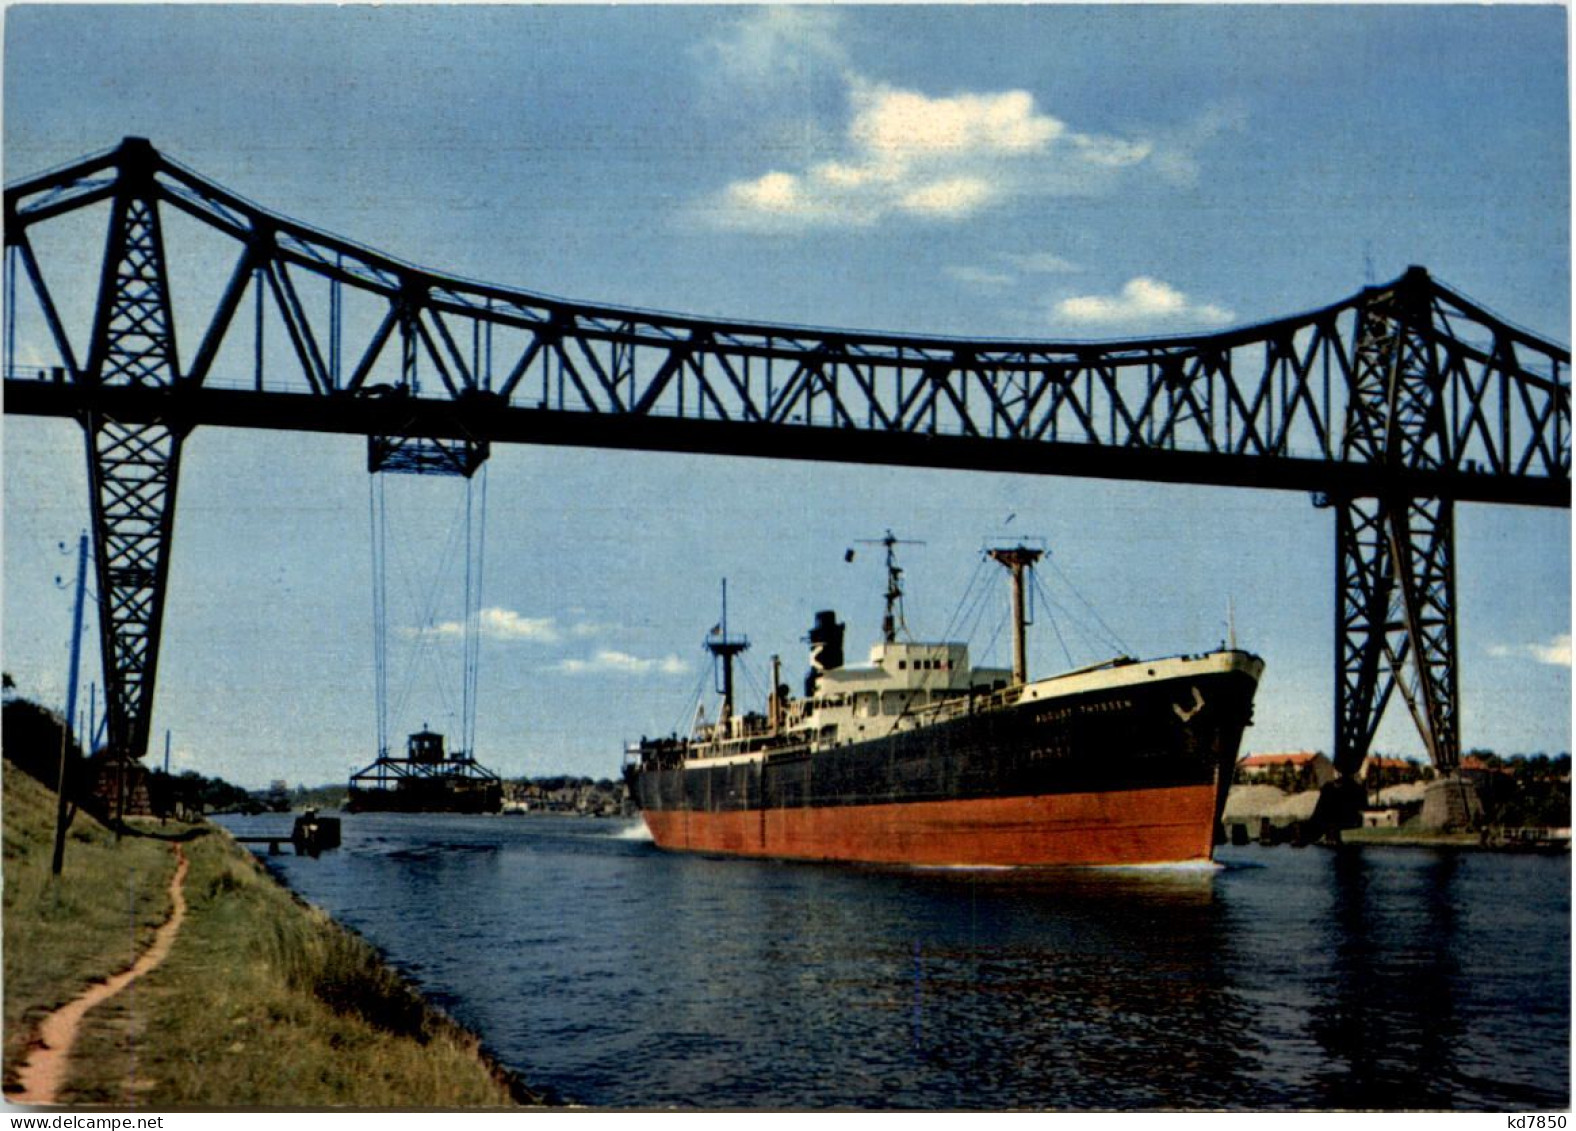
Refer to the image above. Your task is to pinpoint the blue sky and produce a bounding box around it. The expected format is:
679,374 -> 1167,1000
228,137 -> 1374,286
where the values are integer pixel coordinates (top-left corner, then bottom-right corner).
3,5 -> 1569,788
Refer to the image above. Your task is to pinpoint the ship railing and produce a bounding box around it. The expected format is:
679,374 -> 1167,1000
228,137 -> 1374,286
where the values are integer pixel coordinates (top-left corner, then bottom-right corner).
912,685 -> 1016,726
919,655 -> 1146,726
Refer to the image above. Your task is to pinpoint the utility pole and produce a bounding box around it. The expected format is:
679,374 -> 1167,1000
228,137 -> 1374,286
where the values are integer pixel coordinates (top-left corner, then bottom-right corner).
53,533 -> 88,876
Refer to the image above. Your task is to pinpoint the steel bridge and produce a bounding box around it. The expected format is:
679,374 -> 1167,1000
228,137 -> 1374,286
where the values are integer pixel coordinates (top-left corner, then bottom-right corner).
4,138 -> 1569,818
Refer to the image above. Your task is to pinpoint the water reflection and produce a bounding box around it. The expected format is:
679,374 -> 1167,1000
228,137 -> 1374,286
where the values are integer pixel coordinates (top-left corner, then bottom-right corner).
1307,846 -> 1464,1108
220,814 -> 1569,1110
1217,843 -> 1569,1111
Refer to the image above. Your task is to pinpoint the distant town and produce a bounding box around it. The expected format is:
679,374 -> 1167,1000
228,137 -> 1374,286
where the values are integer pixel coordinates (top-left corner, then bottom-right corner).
4,681 -> 1566,830
270,776 -> 631,819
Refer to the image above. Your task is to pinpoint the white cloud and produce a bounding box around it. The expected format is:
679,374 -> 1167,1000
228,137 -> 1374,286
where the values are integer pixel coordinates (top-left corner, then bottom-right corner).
726,171 -> 804,214
475,608 -> 565,642
899,177 -> 994,219
703,7 -> 850,91
710,70 -> 1152,231
551,650 -> 691,677
1148,102 -> 1249,186
1054,277 -> 1234,328
1530,636 -> 1572,666
947,250 -> 1082,291
403,607 -> 609,644
1488,634 -> 1571,667
1069,133 -> 1152,168
850,86 -> 1062,158
945,265 -> 1016,288
1005,252 -> 1082,274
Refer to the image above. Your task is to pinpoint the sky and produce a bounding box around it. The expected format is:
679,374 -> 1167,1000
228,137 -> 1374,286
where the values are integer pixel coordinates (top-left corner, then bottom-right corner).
2,4 -> 1569,789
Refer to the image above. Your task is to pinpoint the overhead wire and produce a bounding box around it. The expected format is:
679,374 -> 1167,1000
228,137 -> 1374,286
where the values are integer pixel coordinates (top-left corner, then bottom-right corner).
1033,577 -> 1077,671
939,553 -> 992,642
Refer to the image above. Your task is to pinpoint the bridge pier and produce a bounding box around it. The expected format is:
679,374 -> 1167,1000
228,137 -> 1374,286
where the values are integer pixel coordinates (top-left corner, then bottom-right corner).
1328,269 -> 1465,814
80,141 -> 187,811
1419,774 -> 1484,831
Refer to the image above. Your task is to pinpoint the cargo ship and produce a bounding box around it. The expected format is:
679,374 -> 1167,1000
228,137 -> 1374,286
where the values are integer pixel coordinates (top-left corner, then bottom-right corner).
624,536 -> 1263,867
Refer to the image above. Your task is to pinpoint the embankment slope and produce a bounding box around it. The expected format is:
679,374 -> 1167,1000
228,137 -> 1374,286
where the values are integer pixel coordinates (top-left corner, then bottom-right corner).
3,759 -> 532,1108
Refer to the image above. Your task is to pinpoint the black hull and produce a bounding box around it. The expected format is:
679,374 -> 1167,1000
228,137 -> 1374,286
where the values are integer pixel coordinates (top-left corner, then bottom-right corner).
628,663 -> 1258,821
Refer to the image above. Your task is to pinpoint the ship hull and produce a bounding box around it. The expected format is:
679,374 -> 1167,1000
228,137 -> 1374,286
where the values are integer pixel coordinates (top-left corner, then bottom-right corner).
628,655 -> 1259,867
641,783 -> 1220,866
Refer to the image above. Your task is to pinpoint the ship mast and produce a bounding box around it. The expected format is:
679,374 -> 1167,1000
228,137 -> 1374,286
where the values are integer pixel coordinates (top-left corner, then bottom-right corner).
987,545 -> 1044,686
856,530 -> 923,643
706,579 -> 749,724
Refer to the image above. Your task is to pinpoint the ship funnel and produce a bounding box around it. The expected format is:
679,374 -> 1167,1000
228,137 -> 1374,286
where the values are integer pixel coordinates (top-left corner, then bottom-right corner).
805,609 -> 845,696
809,610 -> 845,672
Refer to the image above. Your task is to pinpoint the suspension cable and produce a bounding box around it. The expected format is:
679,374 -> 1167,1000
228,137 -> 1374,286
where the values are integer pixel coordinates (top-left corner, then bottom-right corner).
462,464 -> 489,757
380,474 -> 469,746
369,475 -> 389,758
5,244 -> 17,378
462,471 -> 474,756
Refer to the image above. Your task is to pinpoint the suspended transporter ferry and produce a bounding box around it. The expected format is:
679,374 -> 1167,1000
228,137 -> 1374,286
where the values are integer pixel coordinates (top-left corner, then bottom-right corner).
625,537 -> 1263,867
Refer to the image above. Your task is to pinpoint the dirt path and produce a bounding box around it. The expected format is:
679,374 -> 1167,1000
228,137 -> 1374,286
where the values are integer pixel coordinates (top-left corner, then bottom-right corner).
12,843 -> 189,1106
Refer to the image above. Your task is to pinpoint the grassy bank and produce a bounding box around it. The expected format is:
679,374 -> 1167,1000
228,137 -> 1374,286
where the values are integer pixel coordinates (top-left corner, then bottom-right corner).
2,762 -> 177,1084
3,760 -> 533,1107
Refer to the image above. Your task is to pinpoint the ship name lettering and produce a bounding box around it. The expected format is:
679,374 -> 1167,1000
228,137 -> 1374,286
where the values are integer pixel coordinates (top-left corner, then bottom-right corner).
1075,698 -> 1132,715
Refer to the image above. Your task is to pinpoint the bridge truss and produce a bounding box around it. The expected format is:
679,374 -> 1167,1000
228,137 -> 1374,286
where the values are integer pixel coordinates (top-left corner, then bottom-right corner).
4,138 -> 1569,810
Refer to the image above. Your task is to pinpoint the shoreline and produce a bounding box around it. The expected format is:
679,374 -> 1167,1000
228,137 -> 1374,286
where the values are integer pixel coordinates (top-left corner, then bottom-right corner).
227,824 -> 555,1108
3,759 -> 540,1109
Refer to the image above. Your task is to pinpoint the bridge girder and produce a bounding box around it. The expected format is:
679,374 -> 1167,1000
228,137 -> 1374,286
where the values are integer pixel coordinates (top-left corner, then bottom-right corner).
3,138 -> 1569,787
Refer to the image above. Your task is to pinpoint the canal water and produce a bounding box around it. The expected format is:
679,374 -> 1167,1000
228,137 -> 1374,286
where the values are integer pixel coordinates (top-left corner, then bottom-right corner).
218,812 -> 1568,1110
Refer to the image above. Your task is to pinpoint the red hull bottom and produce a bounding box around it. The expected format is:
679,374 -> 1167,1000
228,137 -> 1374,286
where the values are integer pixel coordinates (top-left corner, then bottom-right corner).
641,784 -> 1221,867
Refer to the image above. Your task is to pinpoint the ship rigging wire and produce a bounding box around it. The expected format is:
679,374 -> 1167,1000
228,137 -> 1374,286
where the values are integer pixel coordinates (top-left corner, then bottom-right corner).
942,542 -> 1134,676
671,663 -> 713,740
1040,553 -> 1129,657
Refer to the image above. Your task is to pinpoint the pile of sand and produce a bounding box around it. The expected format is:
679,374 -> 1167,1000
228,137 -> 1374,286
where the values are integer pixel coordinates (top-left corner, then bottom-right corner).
1221,783 -> 1320,823
1373,781 -> 1428,805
